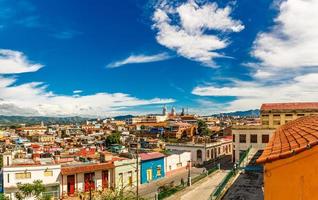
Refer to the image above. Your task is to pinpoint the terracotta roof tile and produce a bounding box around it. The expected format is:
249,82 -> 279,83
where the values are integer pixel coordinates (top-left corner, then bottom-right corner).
61,162 -> 114,175
261,102 -> 318,111
139,152 -> 165,161
257,116 -> 318,164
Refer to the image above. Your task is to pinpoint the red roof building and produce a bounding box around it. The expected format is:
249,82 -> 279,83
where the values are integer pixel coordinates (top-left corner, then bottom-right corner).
261,102 -> 318,111
256,116 -> 318,200
257,115 -> 318,163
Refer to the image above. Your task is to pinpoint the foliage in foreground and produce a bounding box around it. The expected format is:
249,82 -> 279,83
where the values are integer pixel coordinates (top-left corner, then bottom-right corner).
15,180 -> 51,200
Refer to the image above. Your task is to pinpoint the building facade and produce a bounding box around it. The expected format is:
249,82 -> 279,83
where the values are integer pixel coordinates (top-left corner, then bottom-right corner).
165,139 -> 232,165
232,102 -> 318,162
2,153 -> 60,200
139,152 -> 165,184
164,151 -> 191,176
113,158 -> 138,190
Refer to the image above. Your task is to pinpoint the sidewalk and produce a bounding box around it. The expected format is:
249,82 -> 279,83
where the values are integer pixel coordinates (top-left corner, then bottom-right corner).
139,167 -> 203,199
166,170 -> 229,200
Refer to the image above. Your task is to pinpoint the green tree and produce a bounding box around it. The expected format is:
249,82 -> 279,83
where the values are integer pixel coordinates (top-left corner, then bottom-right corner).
105,132 -> 121,147
197,120 -> 212,136
0,193 -> 9,200
15,180 -> 49,200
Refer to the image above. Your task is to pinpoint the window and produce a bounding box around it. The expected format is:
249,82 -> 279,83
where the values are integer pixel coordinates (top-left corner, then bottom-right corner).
250,134 -> 257,143
273,120 -> 281,125
157,166 -> 162,177
297,114 -> 305,117
44,170 -> 53,177
285,114 -> 293,117
273,114 -> 280,117
7,174 -> 9,183
262,135 -> 269,143
262,121 -> 269,125
128,171 -> 133,186
261,114 -> 269,117
119,173 -> 123,187
15,172 -> 31,179
232,135 -> 235,142
218,147 -> 220,154
239,134 -> 246,143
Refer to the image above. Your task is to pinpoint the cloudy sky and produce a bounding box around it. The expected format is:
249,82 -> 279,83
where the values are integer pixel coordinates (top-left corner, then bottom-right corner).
0,0 -> 317,117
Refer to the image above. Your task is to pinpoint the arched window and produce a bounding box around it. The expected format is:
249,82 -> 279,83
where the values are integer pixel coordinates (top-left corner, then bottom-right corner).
207,150 -> 210,159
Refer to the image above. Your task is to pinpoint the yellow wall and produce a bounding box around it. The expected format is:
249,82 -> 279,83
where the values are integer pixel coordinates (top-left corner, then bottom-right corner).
261,112 -> 318,129
264,146 -> 318,200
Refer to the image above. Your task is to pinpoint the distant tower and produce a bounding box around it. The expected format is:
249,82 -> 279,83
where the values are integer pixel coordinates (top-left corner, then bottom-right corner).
40,121 -> 44,127
171,107 -> 176,116
181,108 -> 185,116
163,104 -> 167,116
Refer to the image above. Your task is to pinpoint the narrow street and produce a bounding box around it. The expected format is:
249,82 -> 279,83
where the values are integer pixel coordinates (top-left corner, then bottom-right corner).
166,170 -> 229,200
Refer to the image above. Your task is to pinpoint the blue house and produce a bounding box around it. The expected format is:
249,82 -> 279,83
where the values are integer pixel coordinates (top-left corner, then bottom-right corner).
139,152 -> 165,184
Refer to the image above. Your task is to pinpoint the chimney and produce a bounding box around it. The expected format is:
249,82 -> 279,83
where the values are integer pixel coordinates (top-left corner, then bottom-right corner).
100,152 -> 113,162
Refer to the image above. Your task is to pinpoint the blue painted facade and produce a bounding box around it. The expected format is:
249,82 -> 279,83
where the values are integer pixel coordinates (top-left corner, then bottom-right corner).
140,157 -> 165,184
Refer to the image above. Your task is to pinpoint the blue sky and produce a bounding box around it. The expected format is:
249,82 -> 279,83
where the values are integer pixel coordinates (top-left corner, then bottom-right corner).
0,0 -> 318,117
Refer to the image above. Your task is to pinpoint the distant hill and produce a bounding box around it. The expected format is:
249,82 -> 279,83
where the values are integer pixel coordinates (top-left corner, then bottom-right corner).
0,115 -> 89,126
213,109 -> 260,117
113,115 -> 134,120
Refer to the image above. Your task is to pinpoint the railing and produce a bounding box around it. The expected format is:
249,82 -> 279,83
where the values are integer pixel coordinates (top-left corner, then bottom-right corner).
209,146 -> 252,200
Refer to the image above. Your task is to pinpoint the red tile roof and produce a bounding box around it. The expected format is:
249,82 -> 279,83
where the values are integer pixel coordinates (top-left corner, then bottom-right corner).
61,162 -> 114,175
139,152 -> 165,161
261,102 -> 318,111
257,116 -> 318,164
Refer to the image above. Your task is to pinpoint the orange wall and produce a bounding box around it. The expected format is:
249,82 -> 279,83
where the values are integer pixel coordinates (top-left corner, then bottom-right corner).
264,146 -> 318,200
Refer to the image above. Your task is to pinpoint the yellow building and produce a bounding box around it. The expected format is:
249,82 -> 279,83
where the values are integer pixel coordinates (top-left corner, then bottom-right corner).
260,102 -> 318,128
257,116 -> 318,200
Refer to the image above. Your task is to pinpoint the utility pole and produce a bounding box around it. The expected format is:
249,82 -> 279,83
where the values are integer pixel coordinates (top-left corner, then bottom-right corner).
136,139 -> 139,200
187,160 -> 192,186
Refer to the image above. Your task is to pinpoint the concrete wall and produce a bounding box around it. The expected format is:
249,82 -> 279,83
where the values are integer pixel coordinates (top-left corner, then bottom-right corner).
165,152 -> 191,176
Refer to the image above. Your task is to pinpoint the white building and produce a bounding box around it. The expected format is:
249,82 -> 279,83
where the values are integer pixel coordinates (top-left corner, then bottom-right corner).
232,126 -> 274,162
2,153 -> 61,200
165,139 -> 232,165
164,151 -> 191,176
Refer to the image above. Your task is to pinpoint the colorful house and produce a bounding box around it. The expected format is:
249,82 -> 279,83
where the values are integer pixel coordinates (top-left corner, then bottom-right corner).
139,152 -> 165,184
257,116 -> 318,200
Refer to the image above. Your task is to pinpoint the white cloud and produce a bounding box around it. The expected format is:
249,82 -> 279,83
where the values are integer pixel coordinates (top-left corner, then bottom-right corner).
73,90 -> 83,94
0,51 -> 175,117
252,0 -> 318,68
0,76 -> 175,117
152,0 -> 244,67
192,0 -> 318,112
192,73 -> 318,111
107,53 -> 171,68
0,49 -> 43,74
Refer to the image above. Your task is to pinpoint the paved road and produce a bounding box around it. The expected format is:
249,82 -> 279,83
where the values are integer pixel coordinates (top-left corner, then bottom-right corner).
139,167 -> 204,199
167,170 -> 229,200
